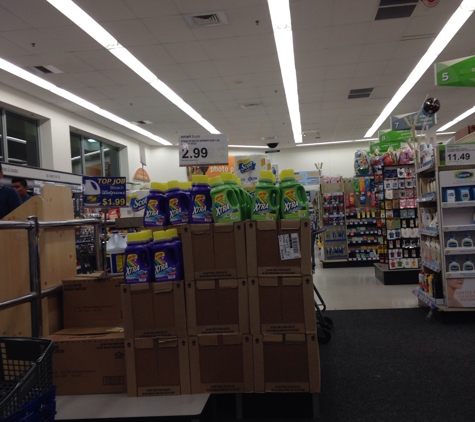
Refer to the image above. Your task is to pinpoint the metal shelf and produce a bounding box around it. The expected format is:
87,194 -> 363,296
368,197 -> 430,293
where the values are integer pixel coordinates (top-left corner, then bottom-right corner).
419,228 -> 439,237
444,247 -> 475,256
420,260 -> 441,272
443,225 -> 475,232
442,201 -> 475,209
446,271 -> 475,278
414,162 -> 434,175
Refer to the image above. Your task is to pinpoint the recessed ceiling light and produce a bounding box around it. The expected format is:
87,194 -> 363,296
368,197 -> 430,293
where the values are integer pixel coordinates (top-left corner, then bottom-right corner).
365,0 -> 475,138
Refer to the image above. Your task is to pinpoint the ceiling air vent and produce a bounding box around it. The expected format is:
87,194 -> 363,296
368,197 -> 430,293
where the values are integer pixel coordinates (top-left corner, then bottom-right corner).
184,11 -> 228,28
132,120 -> 153,125
375,0 -> 417,20
28,65 -> 63,75
240,103 -> 262,109
348,88 -> 374,100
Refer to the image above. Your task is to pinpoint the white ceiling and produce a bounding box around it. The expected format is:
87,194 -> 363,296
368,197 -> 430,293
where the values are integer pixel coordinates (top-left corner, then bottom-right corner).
0,0 -> 473,148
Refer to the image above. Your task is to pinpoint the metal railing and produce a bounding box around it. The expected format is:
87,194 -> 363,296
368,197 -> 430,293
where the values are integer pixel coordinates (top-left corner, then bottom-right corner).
0,217 -> 101,337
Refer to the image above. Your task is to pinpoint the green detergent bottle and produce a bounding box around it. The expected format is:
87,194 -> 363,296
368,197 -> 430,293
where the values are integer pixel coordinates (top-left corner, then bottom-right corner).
251,170 -> 281,220
279,169 -> 309,219
209,176 -> 242,222
235,175 -> 253,219
220,172 -> 248,219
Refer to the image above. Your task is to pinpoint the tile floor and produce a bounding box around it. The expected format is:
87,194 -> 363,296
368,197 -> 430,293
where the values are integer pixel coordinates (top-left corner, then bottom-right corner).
313,263 -> 419,310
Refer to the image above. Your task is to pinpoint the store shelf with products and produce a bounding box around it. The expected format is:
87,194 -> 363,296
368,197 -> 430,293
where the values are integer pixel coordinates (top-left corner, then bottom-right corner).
375,165 -> 420,283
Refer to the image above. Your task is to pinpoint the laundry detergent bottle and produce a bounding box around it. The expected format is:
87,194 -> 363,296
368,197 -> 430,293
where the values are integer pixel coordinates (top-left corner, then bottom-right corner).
151,231 -> 182,282
252,170 -> 281,220
209,176 -> 242,222
167,180 -> 190,225
124,231 -> 152,283
190,175 -> 213,224
235,176 -> 253,219
279,169 -> 309,219
143,182 -> 168,227
165,228 -> 184,280
220,173 -> 248,219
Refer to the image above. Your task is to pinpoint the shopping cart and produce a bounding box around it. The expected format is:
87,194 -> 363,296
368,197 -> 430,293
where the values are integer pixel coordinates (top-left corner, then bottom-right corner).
312,228 -> 334,344
0,337 -> 55,422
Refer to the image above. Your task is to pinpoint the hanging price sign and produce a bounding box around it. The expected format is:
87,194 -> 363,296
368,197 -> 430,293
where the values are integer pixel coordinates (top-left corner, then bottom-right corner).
179,134 -> 228,167
82,176 -> 127,207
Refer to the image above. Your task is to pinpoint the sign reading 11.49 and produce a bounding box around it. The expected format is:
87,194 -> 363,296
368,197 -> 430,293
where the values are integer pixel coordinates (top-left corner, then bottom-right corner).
82,176 -> 127,207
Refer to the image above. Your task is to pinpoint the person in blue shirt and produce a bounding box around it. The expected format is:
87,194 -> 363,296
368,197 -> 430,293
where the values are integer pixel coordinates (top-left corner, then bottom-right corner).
0,162 -> 22,219
11,177 -> 31,203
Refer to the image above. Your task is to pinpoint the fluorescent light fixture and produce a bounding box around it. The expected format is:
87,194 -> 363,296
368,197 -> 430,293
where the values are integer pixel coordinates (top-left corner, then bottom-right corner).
46,0 -> 221,135
229,145 -> 269,149
437,105 -> 475,131
6,136 -> 27,144
364,0 -> 475,138
0,58 -> 171,145
268,0 -> 302,144
355,138 -> 377,142
297,140 -> 353,147
437,131 -> 456,135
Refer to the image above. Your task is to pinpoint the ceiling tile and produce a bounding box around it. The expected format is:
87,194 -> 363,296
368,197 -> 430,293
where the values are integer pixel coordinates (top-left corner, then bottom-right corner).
295,49 -> 328,70
147,64 -> 190,82
142,15 -> 195,44
163,41 -> 209,63
327,45 -> 363,65
194,77 -> 229,92
128,44 -> 176,67
0,0 -> 72,28
123,0 -> 180,18
179,60 -> 221,79
212,57 -> 254,76
0,36 -> 31,58
199,37 -> 243,60
70,71 -> 116,88
325,63 -> 357,80
101,19 -> 158,47
76,0 -> 136,21
227,5 -> 273,36
290,0 -> 333,29
73,50 -> 127,71
328,22 -> 370,48
235,34 -> 276,57
332,0 -> 379,25
354,60 -> 389,78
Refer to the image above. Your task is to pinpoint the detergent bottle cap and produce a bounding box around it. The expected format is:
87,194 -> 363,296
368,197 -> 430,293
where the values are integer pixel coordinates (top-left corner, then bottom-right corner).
192,175 -> 209,184
279,169 -> 295,181
153,230 -> 169,241
220,172 -> 235,182
259,170 -> 274,182
150,182 -> 167,192
143,229 -> 153,240
180,182 -> 192,190
127,231 -> 149,243
168,180 -> 180,190
165,228 -> 178,239
235,176 -> 242,186
209,176 -> 223,186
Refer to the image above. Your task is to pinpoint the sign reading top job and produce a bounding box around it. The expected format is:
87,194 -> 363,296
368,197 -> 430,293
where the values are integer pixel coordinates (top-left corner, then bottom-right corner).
82,176 -> 126,207
179,134 -> 228,167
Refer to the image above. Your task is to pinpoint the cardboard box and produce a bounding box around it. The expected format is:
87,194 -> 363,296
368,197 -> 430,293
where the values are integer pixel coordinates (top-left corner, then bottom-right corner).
125,337 -> 190,397
249,276 -> 316,335
253,333 -> 320,393
246,219 -> 311,277
48,328 -> 126,395
189,334 -> 253,394
121,281 -> 186,338
186,279 -> 249,335
181,223 -> 247,280
62,274 -> 124,328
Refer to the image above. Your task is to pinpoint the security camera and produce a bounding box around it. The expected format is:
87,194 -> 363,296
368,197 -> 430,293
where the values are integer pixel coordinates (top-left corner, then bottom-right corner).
266,142 -> 279,149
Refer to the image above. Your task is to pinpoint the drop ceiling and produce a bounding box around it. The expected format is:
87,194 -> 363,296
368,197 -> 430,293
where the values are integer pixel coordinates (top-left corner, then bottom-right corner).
0,0 -> 473,148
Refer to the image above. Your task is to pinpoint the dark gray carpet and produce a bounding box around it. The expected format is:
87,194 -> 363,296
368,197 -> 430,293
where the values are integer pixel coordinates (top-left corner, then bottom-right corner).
318,308 -> 475,422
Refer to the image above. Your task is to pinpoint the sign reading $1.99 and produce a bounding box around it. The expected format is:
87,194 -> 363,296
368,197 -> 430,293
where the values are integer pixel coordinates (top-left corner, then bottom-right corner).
82,176 -> 127,207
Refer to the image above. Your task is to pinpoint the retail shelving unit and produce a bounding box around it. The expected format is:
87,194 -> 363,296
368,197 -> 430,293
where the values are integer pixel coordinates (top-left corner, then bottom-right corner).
413,139 -> 475,320
374,164 -> 420,285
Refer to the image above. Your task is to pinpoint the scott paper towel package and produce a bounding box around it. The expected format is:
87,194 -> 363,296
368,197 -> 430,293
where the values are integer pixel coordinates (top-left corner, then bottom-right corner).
235,155 -> 271,186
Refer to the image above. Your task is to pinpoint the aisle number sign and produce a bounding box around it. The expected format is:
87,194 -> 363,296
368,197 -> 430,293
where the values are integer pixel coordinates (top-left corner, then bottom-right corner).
435,55 -> 475,88
390,111 -> 436,131
179,134 -> 228,167
378,129 -> 412,143
82,176 -> 127,207
438,144 -> 475,166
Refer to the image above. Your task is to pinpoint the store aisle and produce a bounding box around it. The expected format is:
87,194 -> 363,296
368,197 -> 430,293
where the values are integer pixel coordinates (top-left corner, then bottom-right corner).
313,265 -> 418,310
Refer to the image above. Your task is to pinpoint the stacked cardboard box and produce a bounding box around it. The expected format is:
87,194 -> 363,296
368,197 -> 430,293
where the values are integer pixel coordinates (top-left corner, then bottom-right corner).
245,220 -> 320,393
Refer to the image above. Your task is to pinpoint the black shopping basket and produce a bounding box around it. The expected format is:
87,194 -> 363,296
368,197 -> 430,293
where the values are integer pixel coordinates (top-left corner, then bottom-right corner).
0,337 -> 55,422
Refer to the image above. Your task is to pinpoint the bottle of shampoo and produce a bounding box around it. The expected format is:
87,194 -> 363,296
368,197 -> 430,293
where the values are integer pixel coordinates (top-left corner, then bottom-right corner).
446,234 -> 458,248
448,257 -> 460,272
463,256 -> 474,271
461,232 -> 473,248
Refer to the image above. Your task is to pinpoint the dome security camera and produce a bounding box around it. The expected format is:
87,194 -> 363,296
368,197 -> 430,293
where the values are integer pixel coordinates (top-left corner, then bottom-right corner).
266,142 -> 279,149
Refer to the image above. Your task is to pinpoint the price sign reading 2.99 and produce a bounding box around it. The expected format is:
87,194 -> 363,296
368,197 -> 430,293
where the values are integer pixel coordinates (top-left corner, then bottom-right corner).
178,134 -> 228,167
82,176 -> 127,208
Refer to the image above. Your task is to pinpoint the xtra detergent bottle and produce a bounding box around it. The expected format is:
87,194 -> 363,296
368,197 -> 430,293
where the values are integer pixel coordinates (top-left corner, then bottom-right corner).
220,173 -> 247,219
124,231 -> 152,283
151,231 -> 182,282
235,176 -> 253,219
209,176 -> 242,222
167,180 -> 190,225
180,181 -> 192,198
190,175 -> 213,224
252,170 -> 281,220
165,228 -> 184,280
143,182 -> 168,227
279,169 -> 309,219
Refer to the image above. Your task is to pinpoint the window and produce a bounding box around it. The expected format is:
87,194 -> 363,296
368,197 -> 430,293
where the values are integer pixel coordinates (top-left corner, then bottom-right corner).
70,132 -> 120,176
0,109 -> 40,167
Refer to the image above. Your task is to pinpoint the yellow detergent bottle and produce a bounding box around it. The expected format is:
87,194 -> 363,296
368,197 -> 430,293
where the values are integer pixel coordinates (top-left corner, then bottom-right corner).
209,176 -> 242,222
279,169 -> 309,219
251,170 -> 280,220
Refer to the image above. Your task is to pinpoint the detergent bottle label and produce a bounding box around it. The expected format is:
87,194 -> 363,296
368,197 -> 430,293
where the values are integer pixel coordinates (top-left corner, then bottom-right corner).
169,197 -> 189,224
192,194 -> 212,223
144,199 -> 166,225
125,253 -> 149,283
215,193 -> 239,220
253,191 -> 277,220
283,189 -> 306,217
154,251 -> 177,281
